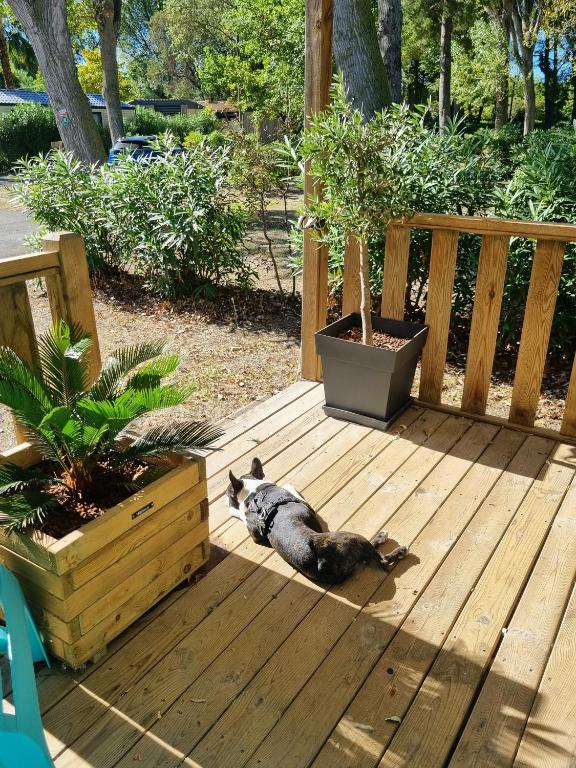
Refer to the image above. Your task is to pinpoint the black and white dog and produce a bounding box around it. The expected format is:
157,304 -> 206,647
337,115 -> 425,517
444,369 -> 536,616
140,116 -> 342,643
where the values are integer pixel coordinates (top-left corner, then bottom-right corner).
226,457 -> 408,584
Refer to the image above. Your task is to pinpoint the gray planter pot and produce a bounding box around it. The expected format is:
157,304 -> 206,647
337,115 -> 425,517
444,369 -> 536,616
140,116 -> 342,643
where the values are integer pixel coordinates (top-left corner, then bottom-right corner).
315,313 -> 428,430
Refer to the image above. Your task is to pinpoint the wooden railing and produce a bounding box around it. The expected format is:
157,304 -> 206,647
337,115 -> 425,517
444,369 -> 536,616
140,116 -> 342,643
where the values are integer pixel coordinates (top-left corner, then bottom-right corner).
0,232 -> 101,444
301,212 -> 576,440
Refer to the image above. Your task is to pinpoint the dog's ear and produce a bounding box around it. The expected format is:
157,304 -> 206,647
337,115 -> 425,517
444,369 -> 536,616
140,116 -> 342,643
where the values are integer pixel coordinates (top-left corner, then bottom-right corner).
251,457 -> 265,480
229,471 -> 244,494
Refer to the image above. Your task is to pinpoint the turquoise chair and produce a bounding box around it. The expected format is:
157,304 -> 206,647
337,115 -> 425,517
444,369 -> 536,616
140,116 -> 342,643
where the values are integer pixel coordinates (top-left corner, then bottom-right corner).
0,564 -> 53,767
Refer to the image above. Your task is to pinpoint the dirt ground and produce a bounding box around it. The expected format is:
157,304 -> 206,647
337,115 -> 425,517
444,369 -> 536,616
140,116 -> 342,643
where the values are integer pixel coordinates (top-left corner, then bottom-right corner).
0,192 -> 569,450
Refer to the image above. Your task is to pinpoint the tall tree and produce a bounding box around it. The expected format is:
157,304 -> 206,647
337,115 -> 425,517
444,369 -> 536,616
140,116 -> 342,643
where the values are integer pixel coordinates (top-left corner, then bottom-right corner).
438,9 -> 453,129
378,0 -> 402,102
93,0 -> 124,141
7,0 -> 106,162
484,1 -> 512,130
0,11 -> 15,88
507,0 -> 542,134
333,0 -> 392,118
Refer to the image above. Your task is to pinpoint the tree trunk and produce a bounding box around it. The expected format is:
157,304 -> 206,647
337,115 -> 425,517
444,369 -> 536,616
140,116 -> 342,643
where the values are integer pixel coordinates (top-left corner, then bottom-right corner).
521,51 -> 536,134
0,19 -> 15,88
333,0 -> 392,119
358,237 -> 373,345
377,0 -> 402,103
486,2 -> 511,131
572,73 -> 576,123
439,13 -> 453,131
94,0 -> 124,142
494,69 -> 509,130
7,0 -> 106,163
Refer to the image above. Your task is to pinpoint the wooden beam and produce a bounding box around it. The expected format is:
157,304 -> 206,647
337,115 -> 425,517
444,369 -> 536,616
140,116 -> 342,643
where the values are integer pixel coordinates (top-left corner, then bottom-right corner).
0,284 -> 39,444
561,355 -> 576,437
510,239 -> 565,427
398,212 -> 576,241
43,232 -> 102,383
419,229 -> 459,404
461,235 -> 509,414
0,251 -> 59,281
300,0 -> 333,382
381,225 -> 410,320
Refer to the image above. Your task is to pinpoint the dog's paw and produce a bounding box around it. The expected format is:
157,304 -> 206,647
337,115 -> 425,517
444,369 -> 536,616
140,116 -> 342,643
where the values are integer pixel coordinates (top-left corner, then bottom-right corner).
371,530 -> 388,547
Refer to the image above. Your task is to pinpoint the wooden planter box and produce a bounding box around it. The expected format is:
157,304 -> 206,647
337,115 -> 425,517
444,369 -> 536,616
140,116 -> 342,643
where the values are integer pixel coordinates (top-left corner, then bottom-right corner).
0,444 -> 209,669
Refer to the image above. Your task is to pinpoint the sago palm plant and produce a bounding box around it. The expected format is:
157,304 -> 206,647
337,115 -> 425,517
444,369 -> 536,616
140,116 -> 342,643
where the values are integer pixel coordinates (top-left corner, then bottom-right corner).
0,321 -> 222,533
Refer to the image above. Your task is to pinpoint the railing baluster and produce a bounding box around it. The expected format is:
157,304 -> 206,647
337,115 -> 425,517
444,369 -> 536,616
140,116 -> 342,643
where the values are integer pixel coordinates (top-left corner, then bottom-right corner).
0,284 -> 39,443
561,355 -> 576,437
381,225 -> 411,320
419,229 -> 459,403
509,239 -> 565,426
342,233 -> 361,315
461,235 -> 509,414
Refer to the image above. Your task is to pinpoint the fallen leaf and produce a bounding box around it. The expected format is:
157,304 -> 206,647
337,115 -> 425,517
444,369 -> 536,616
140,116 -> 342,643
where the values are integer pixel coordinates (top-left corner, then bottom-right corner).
385,716 -> 402,725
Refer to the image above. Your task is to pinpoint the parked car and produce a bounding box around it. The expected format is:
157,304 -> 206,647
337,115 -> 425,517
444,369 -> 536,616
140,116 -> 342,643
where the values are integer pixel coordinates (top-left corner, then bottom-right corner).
108,135 -> 183,163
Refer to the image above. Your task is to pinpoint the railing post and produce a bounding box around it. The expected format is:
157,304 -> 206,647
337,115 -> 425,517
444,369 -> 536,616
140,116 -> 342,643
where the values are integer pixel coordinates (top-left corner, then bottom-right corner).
0,284 -> 39,444
43,232 -> 102,383
381,224 -> 411,320
301,0 -> 333,382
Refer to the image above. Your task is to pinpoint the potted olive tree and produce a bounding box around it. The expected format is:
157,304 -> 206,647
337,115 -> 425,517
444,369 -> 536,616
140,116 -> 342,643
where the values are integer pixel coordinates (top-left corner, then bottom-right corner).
301,85 -> 428,429
0,322 -> 221,667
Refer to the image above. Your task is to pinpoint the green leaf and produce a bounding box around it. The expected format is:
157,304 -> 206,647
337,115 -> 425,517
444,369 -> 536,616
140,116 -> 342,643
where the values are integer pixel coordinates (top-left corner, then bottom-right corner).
116,421 -> 223,463
0,490 -> 59,533
90,340 -> 170,400
37,320 -> 91,406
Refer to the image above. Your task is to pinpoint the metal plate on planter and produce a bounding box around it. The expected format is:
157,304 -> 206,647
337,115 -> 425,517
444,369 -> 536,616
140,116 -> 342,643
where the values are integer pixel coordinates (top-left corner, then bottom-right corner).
132,501 -> 154,520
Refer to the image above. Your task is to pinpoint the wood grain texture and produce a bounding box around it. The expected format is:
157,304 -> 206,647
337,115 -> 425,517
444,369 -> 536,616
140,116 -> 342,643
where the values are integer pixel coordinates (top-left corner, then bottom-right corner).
380,443 -> 572,768
0,283 -> 39,442
419,229 -> 459,403
43,232 -> 102,384
450,471 -> 576,768
561,355 -> 576,436
342,233 -> 361,315
381,224 -> 410,319
0,250 -> 59,280
510,239 -> 565,426
301,0 -> 333,381
513,554 -> 576,767
400,212 -> 576,241
461,235 -> 509,414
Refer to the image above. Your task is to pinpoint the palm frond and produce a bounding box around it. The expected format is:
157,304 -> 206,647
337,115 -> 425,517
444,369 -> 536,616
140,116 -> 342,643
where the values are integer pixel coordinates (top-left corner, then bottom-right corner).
90,340 -> 169,401
0,463 -> 55,495
0,379 -> 52,430
116,421 -> 223,463
37,321 -> 91,406
0,490 -> 59,533
0,347 -> 53,418
127,354 -> 180,390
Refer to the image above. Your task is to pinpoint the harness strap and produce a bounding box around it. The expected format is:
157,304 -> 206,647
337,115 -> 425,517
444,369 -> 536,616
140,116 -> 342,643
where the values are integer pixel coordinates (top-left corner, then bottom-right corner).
246,483 -> 302,536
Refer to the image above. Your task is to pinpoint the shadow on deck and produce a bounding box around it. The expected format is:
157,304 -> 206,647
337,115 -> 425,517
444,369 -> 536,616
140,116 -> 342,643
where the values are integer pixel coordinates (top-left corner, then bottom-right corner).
5,381 -> 576,767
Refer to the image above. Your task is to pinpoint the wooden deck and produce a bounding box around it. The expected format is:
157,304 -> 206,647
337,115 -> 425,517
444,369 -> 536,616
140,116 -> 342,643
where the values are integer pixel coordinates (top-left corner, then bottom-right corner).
7,380 -> 576,767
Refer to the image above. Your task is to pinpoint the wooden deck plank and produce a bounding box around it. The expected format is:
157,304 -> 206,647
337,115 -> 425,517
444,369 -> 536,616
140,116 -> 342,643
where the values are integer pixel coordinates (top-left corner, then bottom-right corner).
512,579 -> 576,767
379,444 -> 574,768
108,413 -> 452,768
246,431 -> 549,768
313,432 -> 549,768
51,411 -> 439,765
450,473 -> 576,767
187,416 -> 475,768
14,386 -> 574,768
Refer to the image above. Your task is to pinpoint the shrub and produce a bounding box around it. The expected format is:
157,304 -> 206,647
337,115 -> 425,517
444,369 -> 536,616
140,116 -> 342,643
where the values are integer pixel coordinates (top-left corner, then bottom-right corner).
183,130 -> 205,148
128,107 -> 218,142
0,103 -> 60,171
495,128 -> 576,352
14,139 -> 251,296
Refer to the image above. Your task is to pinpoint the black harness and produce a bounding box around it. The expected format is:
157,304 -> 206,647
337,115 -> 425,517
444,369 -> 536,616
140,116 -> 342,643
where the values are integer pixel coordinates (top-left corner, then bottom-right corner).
246,483 -> 304,537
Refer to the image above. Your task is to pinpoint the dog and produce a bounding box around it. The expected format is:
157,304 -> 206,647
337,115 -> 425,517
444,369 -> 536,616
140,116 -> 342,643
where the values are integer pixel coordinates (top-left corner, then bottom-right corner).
226,457 -> 408,584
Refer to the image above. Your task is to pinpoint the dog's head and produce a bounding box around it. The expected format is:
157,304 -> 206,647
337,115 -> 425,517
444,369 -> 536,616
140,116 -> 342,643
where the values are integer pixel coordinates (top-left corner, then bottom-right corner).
226,457 -> 266,514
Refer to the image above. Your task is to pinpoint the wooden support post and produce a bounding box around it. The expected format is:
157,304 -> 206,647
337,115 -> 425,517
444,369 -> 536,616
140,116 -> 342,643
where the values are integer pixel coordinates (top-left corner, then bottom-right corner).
509,239 -> 564,427
43,232 -> 102,384
0,284 -> 39,444
562,355 -> 576,437
419,229 -> 459,404
342,234 -> 361,315
381,225 -> 411,320
461,235 -> 509,414
301,0 -> 333,381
